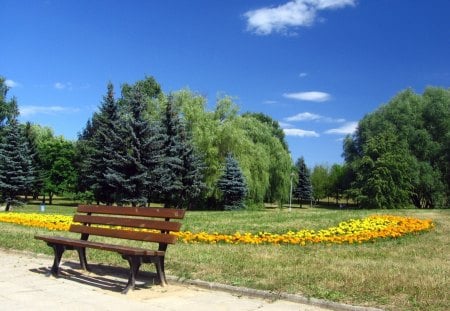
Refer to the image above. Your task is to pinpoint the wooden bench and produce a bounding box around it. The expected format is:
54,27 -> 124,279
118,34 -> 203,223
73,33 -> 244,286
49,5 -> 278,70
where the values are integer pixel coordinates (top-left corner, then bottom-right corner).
35,204 -> 185,293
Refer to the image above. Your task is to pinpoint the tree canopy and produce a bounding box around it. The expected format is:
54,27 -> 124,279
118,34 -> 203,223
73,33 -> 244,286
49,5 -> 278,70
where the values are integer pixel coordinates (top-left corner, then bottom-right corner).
344,87 -> 450,208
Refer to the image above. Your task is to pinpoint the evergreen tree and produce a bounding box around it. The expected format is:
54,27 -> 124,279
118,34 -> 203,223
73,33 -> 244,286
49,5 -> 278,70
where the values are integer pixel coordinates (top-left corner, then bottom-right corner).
293,157 -> 312,207
104,87 -> 156,206
158,97 -> 205,208
86,83 -> 120,204
0,117 -> 35,211
217,153 -> 247,210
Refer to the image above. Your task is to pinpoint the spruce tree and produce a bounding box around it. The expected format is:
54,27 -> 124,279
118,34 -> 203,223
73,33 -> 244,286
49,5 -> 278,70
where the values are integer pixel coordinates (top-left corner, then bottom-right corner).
104,87 -> 155,206
217,153 -> 247,210
158,97 -> 205,208
294,157 -> 313,207
86,83 -> 120,204
0,117 -> 35,211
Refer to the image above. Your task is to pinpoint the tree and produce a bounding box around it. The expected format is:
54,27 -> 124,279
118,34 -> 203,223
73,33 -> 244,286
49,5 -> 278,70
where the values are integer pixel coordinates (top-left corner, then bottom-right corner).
242,112 -> 289,151
350,132 -> 413,209
38,137 -> 76,204
328,164 -> 345,205
158,96 -> 205,208
0,77 -> 17,130
174,90 -> 292,206
84,83 -> 121,204
104,87 -> 156,206
344,87 -> 450,208
217,153 -> 247,210
311,164 -> 329,203
0,117 -> 35,210
293,157 -> 312,207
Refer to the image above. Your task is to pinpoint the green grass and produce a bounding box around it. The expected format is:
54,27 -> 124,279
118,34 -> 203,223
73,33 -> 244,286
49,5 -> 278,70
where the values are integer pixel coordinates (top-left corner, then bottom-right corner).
0,204 -> 448,311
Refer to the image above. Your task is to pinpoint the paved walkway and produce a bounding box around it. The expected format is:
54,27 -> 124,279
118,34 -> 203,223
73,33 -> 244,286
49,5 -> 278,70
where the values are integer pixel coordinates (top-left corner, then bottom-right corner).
0,249 -> 377,311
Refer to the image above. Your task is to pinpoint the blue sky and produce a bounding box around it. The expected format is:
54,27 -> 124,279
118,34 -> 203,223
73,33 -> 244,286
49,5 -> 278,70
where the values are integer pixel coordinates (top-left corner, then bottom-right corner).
1,0 -> 449,168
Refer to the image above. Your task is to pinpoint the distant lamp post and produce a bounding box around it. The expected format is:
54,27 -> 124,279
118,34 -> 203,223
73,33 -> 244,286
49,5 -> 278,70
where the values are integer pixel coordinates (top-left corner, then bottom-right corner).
289,172 -> 295,212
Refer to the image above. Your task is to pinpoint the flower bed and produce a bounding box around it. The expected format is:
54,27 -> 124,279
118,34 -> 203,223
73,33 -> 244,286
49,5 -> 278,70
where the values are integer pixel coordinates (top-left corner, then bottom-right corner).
0,213 -> 433,246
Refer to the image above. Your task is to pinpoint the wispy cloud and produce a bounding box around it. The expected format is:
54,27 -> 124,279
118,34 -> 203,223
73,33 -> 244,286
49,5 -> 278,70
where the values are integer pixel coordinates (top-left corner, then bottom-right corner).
325,121 -> 358,135
5,79 -> 20,88
299,72 -> 308,78
20,105 -> 80,117
284,128 -> 320,137
285,112 -> 322,121
279,121 -> 294,128
283,91 -> 331,102
244,0 -> 356,35
54,82 -> 73,90
263,100 -> 278,105
285,112 -> 345,123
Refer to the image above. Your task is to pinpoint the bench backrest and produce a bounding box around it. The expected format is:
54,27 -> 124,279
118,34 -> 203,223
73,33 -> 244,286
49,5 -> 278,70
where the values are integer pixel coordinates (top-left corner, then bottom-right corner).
70,205 -> 185,245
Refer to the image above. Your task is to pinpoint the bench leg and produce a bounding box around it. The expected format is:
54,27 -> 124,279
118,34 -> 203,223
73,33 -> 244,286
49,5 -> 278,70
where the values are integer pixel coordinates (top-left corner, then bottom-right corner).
122,256 -> 142,294
155,257 -> 167,286
76,247 -> 89,271
49,244 -> 65,277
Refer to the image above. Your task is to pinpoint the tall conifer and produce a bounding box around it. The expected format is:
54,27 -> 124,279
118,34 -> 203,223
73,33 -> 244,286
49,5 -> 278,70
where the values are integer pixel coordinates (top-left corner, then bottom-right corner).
294,157 -> 313,207
0,117 -> 35,210
217,153 -> 247,210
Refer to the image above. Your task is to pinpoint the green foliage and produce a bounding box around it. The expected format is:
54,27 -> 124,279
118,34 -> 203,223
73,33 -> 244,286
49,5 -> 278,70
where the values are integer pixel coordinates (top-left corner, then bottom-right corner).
104,87 -> 153,206
310,165 -> 329,201
0,77 -> 19,130
344,87 -> 450,208
217,153 -> 247,210
84,83 -> 119,204
157,96 -> 205,208
38,136 -> 77,204
293,157 -> 312,205
174,90 -> 292,206
0,118 -> 35,210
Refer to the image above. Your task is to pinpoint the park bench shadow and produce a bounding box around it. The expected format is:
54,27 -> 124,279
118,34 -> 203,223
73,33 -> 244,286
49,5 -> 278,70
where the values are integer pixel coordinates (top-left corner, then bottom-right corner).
30,261 -> 160,293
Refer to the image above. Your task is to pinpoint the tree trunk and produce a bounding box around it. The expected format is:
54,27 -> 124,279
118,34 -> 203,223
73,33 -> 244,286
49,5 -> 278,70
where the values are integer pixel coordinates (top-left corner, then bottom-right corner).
5,201 -> 11,212
49,192 -> 53,205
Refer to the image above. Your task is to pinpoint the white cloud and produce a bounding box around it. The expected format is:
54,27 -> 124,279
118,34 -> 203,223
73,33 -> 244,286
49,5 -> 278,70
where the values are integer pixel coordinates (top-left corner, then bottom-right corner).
284,128 -> 320,137
244,0 -> 356,35
279,121 -> 294,128
325,121 -> 358,135
20,105 -> 80,117
5,79 -> 20,88
299,72 -> 308,78
285,112 -> 346,123
54,82 -> 73,90
285,112 -> 322,121
283,91 -> 331,102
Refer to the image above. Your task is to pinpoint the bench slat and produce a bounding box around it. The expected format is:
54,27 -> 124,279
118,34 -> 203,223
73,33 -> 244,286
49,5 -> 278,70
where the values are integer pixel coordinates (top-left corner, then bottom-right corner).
73,215 -> 181,232
34,235 -> 164,256
69,224 -> 178,244
77,205 -> 185,219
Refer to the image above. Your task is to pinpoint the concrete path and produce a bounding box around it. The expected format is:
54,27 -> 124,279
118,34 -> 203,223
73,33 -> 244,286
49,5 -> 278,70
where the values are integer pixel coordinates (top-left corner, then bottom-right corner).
0,249 -> 375,311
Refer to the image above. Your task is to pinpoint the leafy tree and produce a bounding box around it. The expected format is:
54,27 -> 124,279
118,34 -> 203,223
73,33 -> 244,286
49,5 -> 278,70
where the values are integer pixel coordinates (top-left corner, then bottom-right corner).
174,90 -> 292,206
0,117 -> 35,210
350,132 -> 413,208
310,164 -> 329,203
242,112 -> 288,151
293,157 -> 312,207
217,153 -> 247,210
344,87 -> 450,208
38,137 -> 76,204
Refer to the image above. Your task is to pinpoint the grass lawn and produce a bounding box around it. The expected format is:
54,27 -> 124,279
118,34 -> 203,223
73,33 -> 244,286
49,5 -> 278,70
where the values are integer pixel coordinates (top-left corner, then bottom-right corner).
0,204 -> 448,311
